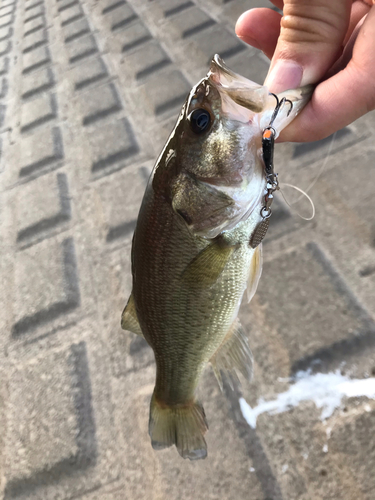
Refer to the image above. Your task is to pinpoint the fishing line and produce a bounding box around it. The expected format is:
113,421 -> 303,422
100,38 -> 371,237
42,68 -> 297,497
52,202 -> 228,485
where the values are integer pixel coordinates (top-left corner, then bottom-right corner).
279,183 -> 316,221
278,131 -> 337,220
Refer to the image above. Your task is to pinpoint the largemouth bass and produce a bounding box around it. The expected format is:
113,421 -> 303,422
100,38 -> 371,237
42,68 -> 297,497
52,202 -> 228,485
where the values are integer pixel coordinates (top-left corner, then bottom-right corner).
121,55 -> 312,460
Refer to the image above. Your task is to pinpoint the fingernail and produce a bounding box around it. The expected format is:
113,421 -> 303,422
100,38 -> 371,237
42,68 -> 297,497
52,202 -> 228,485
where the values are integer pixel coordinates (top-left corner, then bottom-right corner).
265,60 -> 303,93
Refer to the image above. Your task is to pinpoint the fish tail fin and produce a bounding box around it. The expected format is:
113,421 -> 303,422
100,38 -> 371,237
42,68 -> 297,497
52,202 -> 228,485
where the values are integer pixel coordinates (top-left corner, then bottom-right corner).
148,393 -> 208,460
210,319 -> 253,391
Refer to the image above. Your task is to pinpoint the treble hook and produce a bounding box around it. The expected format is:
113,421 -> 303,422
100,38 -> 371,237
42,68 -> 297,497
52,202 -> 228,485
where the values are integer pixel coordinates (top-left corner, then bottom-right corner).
261,93 -> 293,188
268,93 -> 293,127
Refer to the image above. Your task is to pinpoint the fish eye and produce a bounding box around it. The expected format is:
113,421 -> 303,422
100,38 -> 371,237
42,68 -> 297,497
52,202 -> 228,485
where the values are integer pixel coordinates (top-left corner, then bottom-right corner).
188,109 -> 211,134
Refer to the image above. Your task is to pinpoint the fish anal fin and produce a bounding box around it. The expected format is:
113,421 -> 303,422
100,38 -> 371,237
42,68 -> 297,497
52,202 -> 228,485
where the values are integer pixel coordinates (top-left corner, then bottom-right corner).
181,243 -> 235,289
210,319 -> 253,391
121,293 -> 143,336
149,393 -> 208,460
247,244 -> 263,303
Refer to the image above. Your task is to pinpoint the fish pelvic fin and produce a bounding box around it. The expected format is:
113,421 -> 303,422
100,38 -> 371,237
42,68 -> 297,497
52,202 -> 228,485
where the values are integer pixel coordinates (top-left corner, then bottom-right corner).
246,244 -> 263,303
210,319 -> 253,391
149,393 -> 208,461
121,293 -> 143,336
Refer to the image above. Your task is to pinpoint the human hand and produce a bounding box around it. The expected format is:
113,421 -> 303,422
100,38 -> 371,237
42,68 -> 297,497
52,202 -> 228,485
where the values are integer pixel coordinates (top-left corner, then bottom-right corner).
236,0 -> 375,142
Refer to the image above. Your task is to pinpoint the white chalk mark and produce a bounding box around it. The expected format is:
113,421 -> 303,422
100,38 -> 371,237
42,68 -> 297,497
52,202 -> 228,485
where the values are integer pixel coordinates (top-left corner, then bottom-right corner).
239,371 -> 375,429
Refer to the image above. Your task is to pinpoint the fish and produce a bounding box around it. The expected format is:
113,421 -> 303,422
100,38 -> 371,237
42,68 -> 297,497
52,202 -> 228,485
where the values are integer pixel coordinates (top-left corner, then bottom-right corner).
121,54 -> 312,460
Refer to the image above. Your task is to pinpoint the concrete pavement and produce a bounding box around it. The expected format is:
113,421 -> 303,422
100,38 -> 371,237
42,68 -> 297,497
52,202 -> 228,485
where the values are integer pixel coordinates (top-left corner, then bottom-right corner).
1,0 -> 375,498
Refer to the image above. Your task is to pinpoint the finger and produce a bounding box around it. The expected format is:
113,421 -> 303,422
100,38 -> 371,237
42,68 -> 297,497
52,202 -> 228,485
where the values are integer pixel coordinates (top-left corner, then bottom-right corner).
278,6 -> 375,142
265,0 -> 352,93
268,0 -> 284,9
235,8 -> 281,59
329,13 -> 367,75
344,0 -> 370,44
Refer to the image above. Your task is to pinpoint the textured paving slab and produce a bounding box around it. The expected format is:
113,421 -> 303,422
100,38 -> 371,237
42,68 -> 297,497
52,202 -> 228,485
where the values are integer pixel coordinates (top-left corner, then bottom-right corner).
1,0 -> 375,499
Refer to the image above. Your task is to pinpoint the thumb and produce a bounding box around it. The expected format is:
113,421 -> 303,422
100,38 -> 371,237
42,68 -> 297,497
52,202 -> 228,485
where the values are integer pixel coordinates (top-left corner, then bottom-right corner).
265,0 -> 352,92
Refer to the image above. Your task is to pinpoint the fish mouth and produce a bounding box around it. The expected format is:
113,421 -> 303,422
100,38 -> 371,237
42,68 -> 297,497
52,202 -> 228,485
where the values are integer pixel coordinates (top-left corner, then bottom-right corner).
207,54 -> 314,135
207,55 -> 270,114
184,55 -> 270,125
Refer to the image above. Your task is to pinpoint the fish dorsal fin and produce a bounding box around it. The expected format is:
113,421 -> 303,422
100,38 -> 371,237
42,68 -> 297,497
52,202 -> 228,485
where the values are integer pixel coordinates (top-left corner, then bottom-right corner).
121,293 -> 143,336
210,319 -> 253,391
247,244 -> 263,303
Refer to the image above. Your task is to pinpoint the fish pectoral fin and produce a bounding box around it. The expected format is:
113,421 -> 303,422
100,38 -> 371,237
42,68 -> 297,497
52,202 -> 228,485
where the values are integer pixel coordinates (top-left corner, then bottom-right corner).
246,244 -> 263,303
210,319 -> 253,391
149,393 -> 208,460
121,293 -> 143,336
181,243 -> 235,289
